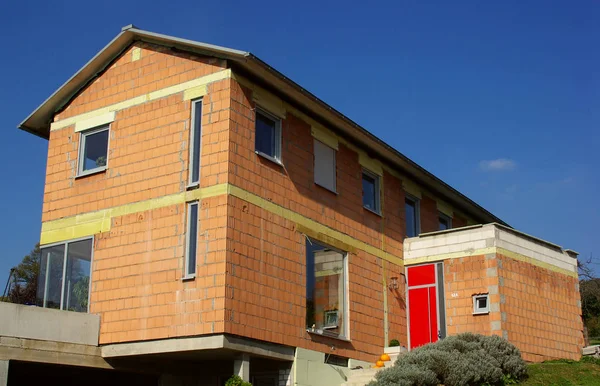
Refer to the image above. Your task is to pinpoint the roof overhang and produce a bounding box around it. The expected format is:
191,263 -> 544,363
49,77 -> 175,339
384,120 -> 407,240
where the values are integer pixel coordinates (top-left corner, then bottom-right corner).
18,25 -> 508,226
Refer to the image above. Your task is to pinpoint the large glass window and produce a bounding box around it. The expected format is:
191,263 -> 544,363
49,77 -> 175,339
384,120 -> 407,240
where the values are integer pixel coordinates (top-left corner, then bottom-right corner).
405,195 -> 420,238
306,239 -> 347,338
78,125 -> 109,176
36,238 -> 93,312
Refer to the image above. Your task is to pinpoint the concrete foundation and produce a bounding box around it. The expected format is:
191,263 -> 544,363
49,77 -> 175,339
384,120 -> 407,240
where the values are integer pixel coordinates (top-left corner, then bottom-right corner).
0,360 -> 7,386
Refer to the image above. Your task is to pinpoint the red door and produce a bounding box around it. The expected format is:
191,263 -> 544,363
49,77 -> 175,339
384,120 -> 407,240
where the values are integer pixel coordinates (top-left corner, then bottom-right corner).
407,264 -> 440,349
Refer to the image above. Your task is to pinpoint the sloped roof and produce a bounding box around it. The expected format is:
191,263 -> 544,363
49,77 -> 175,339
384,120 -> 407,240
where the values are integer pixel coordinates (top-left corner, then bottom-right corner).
18,25 -> 509,226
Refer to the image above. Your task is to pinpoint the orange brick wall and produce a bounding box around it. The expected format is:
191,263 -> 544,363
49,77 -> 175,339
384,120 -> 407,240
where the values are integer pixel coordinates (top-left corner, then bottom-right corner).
498,254 -> 583,361
90,196 -> 228,343
443,255 -> 500,337
43,42 -> 230,223
223,77 -> 407,360
41,42 -> 489,356
45,43 -> 232,344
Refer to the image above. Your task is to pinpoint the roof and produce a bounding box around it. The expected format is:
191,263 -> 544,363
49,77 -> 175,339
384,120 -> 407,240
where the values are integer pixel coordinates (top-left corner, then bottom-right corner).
18,25 -> 509,227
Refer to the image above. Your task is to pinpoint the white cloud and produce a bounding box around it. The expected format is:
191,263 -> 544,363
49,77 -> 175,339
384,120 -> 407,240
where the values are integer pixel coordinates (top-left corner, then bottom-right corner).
479,158 -> 517,172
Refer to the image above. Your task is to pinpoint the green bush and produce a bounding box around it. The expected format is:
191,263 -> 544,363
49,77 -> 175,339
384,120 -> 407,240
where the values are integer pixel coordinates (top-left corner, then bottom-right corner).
389,339 -> 400,347
368,333 -> 527,386
225,375 -> 252,386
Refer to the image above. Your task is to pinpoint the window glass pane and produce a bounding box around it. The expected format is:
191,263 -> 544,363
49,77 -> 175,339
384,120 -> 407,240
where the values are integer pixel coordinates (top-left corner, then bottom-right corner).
405,199 -> 417,237
187,203 -> 198,276
362,173 -> 376,210
439,216 -> 449,231
314,140 -> 336,191
36,245 -> 65,309
83,129 -> 109,171
190,100 -> 202,184
306,239 -> 345,337
64,239 -> 92,312
255,111 -> 276,157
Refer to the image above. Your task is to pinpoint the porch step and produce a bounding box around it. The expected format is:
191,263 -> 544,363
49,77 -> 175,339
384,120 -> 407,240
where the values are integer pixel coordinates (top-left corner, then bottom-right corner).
342,348 -> 407,386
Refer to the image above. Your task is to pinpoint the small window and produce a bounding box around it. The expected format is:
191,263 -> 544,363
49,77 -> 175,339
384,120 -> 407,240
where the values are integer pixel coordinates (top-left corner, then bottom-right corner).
314,140 -> 336,192
362,170 -> 380,213
306,238 -> 347,339
188,99 -> 203,185
255,108 -> 282,162
78,125 -> 109,176
185,201 -> 199,278
405,195 -> 420,238
325,354 -> 349,367
439,213 -> 452,231
473,294 -> 490,314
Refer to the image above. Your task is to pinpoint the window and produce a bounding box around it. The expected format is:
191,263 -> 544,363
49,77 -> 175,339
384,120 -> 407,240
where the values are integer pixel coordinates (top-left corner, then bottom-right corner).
255,108 -> 282,162
185,201 -> 199,278
314,140 -> 336,192
78,125 -> 109,176
188,99 -> 203,185
306,238 -> 347,338
473,294 -> 490,314
362,170 -> 380,213
36,238 -> 93,312
439,213 -> 452,231
405,195 -> 420,238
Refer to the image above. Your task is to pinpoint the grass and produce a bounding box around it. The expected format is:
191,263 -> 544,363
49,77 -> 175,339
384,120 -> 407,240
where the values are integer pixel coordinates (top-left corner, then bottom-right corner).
590,338 -> 600,346
521,357 -> 600,385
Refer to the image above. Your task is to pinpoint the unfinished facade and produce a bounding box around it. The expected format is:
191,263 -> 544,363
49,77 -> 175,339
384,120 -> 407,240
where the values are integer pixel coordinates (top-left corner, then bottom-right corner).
2,25 -> 583,386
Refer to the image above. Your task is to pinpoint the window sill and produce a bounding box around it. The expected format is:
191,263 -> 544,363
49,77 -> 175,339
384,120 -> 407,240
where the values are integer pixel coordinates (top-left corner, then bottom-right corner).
306,329 -> 351,342
315,182 -> 338,195
186,183 -> 200,191
255,151 -> 283,166
75,167 -> 107,179
363,206 -> 382,217
182,275 -> 196,282
473,311 -> 490,315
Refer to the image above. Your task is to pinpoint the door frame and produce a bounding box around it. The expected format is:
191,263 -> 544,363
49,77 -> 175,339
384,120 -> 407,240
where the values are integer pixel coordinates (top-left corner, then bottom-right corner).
406,261 -> 447,350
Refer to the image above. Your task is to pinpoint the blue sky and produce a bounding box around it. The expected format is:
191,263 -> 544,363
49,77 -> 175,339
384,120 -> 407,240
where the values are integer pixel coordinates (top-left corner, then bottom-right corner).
0,0 -> 598,287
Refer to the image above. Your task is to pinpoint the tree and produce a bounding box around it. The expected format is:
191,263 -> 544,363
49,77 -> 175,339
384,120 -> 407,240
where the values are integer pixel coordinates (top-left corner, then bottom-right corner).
579,254 -> 600,342
4,243 -> 40,305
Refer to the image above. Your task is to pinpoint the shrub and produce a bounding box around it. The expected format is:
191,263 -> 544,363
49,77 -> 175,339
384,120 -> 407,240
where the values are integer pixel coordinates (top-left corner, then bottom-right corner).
368,333 -> 527,386
225,375 -> 252,386
389,339 -> 400,347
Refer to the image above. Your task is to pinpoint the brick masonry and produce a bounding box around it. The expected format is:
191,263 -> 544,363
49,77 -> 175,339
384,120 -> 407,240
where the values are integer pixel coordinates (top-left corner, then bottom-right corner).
442,252 -> 582,361
37,40 -> 581,367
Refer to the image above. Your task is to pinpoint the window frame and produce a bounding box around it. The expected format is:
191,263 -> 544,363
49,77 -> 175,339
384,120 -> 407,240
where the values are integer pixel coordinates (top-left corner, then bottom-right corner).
37,236 -> 94,313
439,212 -> 452,231
305,237 -> 350,340
77,124 -> 110,177
187,98 -> 203,187
362,169 -> 381,214
313,139 -> 337,193
254,107 -> 282,164
184,201 -> 199,280
473,294 -> 490,315
405,194 -> 421,238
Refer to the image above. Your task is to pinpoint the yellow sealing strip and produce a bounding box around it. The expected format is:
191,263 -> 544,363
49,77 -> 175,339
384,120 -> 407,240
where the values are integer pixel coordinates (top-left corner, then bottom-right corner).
51,69 -> 232,131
